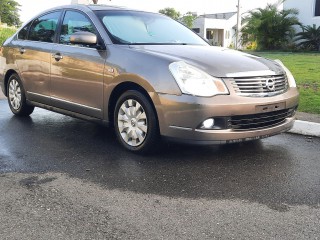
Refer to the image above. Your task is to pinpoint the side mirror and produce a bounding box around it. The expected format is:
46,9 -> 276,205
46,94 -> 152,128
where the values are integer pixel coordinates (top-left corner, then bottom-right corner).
70,31 -> 97,45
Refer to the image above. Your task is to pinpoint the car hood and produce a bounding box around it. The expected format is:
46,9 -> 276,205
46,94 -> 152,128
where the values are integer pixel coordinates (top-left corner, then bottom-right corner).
128,45 -> 284,77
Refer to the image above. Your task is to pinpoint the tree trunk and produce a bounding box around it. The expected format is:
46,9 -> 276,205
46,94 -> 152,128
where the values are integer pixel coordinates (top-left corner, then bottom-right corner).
92,0 -> 98,4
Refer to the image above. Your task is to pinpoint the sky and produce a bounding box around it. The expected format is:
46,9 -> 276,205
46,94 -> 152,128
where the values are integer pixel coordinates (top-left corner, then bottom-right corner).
17,0 -> 279,23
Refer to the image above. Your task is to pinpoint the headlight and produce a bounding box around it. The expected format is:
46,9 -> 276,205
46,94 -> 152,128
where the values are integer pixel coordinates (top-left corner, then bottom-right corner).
169,61 -> 229,97
274,59 -> 296,88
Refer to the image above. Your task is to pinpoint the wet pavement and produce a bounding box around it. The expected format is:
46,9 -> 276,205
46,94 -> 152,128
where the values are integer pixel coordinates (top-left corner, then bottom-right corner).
0,99 -> 320,239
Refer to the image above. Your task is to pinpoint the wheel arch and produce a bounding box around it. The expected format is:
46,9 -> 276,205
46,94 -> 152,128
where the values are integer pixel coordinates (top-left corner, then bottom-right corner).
108,81 -> 160,128
4,69 -> 19,96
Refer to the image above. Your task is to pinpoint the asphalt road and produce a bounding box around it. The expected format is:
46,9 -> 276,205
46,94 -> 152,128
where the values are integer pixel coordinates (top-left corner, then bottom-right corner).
0,99 -> 319,239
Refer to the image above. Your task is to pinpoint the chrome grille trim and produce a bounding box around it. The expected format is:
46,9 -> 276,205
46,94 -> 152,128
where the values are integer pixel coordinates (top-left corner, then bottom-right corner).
229,74 -> 288,97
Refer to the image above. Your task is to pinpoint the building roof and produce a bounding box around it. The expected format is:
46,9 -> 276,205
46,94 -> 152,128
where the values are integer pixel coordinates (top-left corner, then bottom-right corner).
199,12 -> 237,20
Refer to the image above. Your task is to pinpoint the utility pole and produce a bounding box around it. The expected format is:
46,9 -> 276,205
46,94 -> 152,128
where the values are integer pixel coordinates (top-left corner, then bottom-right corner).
235,0 -> 241,50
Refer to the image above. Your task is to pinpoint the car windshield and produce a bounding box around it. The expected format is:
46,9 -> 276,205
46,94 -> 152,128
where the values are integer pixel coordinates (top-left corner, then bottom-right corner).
94,10 -> 208,45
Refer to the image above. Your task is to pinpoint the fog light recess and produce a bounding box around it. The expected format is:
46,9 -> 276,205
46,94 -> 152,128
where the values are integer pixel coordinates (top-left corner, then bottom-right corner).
202,118 -> 215,129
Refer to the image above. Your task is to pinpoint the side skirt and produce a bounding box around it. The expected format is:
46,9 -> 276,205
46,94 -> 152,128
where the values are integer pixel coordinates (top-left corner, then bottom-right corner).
27,100 -> 110,127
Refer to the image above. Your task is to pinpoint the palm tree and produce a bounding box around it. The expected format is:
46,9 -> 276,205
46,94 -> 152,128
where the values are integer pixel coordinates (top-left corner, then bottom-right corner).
296,24 -> 320,51
241,1 -> 300,50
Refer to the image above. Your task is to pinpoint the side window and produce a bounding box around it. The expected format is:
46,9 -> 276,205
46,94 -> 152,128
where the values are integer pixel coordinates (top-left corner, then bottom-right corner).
18,22 -> 32,40
60,11 -> 96,46
316,0 -> 320,16
28,11 -> 61,43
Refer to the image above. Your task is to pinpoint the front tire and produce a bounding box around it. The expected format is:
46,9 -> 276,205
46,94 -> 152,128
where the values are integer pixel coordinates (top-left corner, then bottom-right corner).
7,73 -> 34,116
114,90 -> 159,153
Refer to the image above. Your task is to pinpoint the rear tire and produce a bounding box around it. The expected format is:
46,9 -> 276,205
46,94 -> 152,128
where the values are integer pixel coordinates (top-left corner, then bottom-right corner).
114,90 -> 159,153
7,73 -> 34,116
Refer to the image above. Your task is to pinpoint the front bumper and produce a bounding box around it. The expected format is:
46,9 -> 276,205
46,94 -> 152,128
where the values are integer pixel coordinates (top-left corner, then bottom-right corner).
164,118 -> 294,145
155,87 -> 299,144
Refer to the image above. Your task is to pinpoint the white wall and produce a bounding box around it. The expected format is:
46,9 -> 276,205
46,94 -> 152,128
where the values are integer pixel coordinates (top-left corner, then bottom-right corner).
284,0 -> 320,27
193,14 -> 237,47
193,17 -> 206,39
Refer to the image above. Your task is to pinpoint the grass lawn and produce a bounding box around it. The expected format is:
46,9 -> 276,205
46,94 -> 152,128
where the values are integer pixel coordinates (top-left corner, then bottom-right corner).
250,52 -> 320,114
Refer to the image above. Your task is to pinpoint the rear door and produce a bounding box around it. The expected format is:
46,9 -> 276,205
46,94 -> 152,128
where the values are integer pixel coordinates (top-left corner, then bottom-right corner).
14,11 -> 62,105
50,10 -> 106,118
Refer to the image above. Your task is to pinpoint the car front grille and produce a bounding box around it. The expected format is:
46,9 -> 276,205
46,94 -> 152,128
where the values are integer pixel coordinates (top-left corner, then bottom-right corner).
229,74 -> 288,97
229,108 -> 296,130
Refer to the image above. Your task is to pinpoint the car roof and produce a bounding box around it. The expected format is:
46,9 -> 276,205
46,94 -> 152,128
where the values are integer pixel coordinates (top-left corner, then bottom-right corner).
20,4 -> 159,28
87,4 -> 132,11
47,4 -> 137,13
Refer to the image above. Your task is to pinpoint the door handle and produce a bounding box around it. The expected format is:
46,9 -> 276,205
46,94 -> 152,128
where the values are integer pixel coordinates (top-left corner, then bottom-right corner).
19,48 -> 26,54
52,53 -> 63,61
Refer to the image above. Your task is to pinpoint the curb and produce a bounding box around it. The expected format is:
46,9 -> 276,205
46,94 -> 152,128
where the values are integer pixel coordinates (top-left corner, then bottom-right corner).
289,120 -> 320,137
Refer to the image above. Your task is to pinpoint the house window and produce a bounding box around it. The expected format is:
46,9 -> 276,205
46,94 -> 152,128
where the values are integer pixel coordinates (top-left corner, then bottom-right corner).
315,0 -> 320,16
192,28 -> 200,33
206,30 -> 214,40
226,31 -> 230,39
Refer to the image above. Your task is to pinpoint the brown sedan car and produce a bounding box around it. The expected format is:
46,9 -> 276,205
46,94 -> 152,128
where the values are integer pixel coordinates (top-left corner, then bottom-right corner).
0,5 -> 299,152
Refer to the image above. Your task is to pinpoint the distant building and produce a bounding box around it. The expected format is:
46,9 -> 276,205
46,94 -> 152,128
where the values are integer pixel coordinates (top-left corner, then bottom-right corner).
284,0 -> 320,27
192,12 -> 237,48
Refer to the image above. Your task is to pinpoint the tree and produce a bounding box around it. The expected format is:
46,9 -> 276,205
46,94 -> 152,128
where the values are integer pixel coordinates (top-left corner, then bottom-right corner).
181,12 -> 197,29
0,0 -> 21,26
159,8 -> 180,21
159,8 -> 196,29
241,1 -> 300,50
92,0 -> 98,3
295,24 -> 320,51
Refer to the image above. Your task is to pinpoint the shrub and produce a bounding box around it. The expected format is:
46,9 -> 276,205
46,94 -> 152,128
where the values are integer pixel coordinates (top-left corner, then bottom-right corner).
295,24 -> 320,51
241,2 -> 300,50
245,41 -> 258,50
0,27 -> 16,45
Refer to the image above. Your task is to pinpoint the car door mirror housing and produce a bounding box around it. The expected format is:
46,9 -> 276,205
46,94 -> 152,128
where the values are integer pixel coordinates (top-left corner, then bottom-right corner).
70,32 -> 97,45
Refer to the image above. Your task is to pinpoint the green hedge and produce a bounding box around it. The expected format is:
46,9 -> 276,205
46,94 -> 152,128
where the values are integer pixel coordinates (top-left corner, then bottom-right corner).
0,27 -> 16,46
